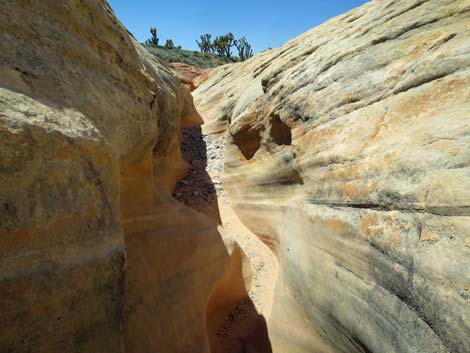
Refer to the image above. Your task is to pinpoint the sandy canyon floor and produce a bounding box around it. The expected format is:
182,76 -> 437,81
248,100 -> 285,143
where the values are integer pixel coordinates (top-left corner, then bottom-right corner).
173,127 -> 279,352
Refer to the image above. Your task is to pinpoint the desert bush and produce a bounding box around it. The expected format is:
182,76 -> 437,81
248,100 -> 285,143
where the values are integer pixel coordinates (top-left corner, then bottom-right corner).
165,39 -> 175,48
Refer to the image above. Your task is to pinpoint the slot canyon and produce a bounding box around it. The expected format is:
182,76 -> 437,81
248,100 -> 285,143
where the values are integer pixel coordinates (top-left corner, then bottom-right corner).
0,0 -> 469,353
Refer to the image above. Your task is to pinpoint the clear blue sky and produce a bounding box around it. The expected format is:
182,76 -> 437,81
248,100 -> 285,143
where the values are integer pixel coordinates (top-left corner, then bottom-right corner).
108,0 -> 369,53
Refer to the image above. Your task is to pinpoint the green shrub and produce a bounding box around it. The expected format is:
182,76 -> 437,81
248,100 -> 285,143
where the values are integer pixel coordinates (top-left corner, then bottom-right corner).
144,45 -> 238,68
165,39 -> 175,49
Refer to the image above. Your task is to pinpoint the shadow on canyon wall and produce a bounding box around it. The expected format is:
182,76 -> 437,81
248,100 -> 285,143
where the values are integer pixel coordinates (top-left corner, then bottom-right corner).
173,127 -> 272,353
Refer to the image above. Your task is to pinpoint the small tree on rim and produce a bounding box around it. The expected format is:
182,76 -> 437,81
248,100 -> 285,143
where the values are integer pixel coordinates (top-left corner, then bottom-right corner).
196,34 -> 212,53
235,37 -> 254,61
145,27 -> 159,46
165,39 -> 175,48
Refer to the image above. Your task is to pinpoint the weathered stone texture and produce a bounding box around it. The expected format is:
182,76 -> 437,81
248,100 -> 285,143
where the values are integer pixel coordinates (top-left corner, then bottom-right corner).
0,1 -> 218,352
194,0 -> 470,352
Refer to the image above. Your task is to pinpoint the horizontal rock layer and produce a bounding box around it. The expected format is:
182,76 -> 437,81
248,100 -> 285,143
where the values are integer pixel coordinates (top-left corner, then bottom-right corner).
193,0 -> 470,352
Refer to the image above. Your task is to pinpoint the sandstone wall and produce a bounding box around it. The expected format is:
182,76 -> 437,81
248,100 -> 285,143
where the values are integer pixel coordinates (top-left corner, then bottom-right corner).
170,62 -> 208,92
0,1 -> 240,352
194,0 -> 470,352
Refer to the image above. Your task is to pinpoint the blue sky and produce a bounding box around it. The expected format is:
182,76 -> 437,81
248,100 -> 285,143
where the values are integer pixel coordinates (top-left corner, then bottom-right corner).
108,0 -> 369,53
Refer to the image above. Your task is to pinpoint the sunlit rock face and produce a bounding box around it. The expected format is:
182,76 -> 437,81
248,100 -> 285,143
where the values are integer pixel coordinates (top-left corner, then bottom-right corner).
194,0 -> 470,352
0,1 -> 238,352
170,62 -> 208,92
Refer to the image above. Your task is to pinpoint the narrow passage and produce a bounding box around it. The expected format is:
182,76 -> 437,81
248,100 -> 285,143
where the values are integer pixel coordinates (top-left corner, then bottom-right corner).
173,127 -> 278,353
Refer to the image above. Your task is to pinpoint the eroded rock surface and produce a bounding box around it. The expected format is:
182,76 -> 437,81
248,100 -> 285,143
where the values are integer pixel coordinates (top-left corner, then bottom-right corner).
170,62 -> 208,92
194,0 -> 470,352
0,1 -> 238,352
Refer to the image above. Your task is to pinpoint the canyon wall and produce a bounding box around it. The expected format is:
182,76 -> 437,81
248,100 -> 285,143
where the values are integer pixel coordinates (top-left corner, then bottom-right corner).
194,0 -> 470,352
0,1 -> 244,352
